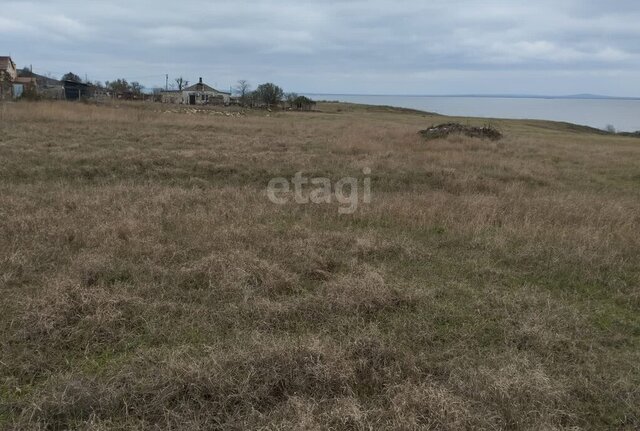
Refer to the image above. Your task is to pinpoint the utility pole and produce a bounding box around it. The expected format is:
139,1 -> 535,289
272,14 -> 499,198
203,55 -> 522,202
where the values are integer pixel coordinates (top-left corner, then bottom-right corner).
165,74 -> 169,91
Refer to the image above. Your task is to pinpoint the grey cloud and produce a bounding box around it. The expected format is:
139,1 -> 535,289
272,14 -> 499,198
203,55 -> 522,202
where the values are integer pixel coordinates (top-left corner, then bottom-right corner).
1,0 -> 639,95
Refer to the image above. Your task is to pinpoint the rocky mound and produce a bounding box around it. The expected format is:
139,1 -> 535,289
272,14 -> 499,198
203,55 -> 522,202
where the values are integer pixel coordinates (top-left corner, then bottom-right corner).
420,123 -> 503,141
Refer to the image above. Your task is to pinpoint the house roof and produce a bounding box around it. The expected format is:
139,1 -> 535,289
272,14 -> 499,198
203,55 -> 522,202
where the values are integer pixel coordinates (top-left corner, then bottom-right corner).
17,70 -> 61,87
183,81 -> 230,94
63,79 -> 91,87
183,82 -> 215,92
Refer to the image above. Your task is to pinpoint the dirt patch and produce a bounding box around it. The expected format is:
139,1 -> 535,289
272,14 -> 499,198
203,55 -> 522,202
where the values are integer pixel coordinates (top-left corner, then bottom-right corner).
420,123 -> 503,141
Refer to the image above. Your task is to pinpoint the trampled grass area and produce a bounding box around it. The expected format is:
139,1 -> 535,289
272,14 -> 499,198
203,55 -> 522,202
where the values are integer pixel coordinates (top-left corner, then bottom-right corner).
0,101 -> 639,429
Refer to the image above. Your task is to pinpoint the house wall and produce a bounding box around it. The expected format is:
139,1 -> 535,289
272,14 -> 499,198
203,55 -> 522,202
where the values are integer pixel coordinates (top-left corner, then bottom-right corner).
0,80 -> 11,99
182,91 -> 230,105
0,60 -> 17,81
0,58 -> 17,100
160,92 -> 182,104
12,78 -> 38,99
159,90 -> 231,105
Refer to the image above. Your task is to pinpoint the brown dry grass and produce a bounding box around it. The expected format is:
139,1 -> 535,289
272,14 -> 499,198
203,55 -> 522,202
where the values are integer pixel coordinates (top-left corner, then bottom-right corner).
0,100 -> 639,430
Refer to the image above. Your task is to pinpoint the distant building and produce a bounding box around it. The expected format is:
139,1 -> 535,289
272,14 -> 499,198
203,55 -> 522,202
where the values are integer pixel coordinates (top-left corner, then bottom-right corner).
63,80 -> 92,100
18,68 -> 62,85
0,56 -> 18,99
1,64 -> 64,99
161,78 -> 231,105
12,76 -> 37,98
17,69 -> 64,99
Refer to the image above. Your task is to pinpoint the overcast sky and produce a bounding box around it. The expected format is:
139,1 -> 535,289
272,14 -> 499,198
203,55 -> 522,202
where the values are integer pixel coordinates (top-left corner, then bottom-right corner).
1,0 -> 639,96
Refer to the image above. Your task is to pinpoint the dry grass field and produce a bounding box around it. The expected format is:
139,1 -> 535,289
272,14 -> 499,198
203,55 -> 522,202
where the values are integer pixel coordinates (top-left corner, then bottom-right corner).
0,101 -> 639,430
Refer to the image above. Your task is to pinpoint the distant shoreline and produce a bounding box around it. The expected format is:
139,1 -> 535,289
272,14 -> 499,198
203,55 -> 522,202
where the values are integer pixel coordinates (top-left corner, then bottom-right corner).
302,93 -> 640,101
301,94 -> 640,132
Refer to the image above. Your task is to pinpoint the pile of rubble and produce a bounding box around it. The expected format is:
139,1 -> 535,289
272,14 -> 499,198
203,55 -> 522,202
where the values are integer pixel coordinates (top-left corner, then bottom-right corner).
420,123 -> 503,141
160,108 -> 246,117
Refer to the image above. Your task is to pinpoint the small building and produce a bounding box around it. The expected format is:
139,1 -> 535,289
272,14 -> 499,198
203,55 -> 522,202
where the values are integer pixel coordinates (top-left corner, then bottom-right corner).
17,68 -> 64,99
63,80 -> 92,100
0,56 -> 18,99
12,76 -> 37,98
181,78 -> 231,105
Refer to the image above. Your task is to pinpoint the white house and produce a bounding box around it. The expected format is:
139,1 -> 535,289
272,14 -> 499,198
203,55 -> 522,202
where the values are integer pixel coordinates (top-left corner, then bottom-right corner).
161,78 -> 231,105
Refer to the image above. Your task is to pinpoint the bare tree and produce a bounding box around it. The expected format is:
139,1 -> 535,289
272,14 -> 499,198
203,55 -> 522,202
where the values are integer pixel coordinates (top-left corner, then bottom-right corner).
235,80 -> 251,105
106,79 -> 130,94
175,77 -> 189,91
285,92 -> 298,109
130,81 -> 144,95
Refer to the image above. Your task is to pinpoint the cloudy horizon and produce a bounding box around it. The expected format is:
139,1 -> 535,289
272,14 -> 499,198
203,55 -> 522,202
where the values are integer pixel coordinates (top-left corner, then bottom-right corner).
2,0 -> 639,96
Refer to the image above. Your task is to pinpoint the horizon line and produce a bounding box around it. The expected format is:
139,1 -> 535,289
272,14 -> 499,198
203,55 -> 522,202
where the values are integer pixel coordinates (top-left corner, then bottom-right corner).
298,92 -> 640,101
